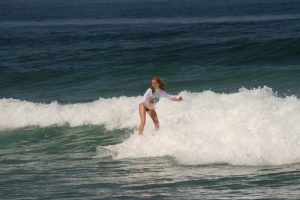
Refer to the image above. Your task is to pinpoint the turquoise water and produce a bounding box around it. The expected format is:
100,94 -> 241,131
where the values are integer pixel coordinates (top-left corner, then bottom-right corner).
1,0 -> 300,199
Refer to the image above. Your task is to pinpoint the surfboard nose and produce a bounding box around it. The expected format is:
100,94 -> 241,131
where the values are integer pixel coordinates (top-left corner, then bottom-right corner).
96,146 -> 118,158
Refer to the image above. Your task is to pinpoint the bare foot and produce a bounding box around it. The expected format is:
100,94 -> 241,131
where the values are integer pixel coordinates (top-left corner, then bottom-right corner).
155,124 -> 159,131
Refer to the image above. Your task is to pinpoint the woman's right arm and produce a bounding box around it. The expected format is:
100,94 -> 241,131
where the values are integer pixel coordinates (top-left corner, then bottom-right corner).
141,88 -> 155,110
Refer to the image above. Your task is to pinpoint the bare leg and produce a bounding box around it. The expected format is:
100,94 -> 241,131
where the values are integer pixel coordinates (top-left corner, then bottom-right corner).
147,110 -> 159,131
138,104 -> 146,135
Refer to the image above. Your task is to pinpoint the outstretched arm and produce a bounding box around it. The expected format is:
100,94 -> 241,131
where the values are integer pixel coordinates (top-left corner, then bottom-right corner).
162,90 -> 183,102
170,96 -> 183,101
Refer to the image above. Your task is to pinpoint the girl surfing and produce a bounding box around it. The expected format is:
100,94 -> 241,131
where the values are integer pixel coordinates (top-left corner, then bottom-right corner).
138,76 -> 183,135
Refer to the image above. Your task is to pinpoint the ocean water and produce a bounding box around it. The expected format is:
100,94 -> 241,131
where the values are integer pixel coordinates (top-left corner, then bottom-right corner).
1,0 -> 300,199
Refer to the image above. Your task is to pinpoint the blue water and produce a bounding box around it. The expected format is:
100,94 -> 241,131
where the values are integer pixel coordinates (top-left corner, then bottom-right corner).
1,0 -> 300,199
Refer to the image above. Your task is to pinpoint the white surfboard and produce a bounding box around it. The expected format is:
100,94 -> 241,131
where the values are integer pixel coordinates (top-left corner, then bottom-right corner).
96,146 -> 118,158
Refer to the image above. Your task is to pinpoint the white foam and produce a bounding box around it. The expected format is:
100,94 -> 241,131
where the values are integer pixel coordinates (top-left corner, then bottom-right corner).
1,87 -> 300,165
101,87 -> 300,166
0,96 -> 140,130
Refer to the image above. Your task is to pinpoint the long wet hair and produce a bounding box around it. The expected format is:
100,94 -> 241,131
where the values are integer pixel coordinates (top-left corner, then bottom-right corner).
150,76 -> 167,93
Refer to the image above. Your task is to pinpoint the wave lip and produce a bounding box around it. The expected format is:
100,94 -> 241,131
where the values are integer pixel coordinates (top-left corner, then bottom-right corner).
0,96 -> 139,131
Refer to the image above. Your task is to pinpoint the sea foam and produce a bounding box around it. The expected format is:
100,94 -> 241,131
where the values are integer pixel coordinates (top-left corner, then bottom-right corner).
1,87 -> 300,165
99,87 -> 300,166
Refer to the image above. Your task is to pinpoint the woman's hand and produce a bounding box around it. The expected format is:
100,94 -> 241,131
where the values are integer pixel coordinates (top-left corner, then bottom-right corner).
171,96 -> 183,101
143,102 -> 155,110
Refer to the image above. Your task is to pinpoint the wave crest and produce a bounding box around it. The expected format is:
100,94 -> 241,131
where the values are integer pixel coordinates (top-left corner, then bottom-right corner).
1,87 -> 300,166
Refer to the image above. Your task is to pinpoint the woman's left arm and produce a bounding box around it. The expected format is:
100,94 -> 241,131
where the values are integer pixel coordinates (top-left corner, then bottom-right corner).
162,90 -> 183,101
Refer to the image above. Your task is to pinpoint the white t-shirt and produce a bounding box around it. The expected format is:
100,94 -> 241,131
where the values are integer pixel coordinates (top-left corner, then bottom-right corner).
141,88 -> 173,106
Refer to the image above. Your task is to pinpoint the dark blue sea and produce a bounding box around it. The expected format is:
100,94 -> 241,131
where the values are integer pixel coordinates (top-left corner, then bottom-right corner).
1,0 -> 300,199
